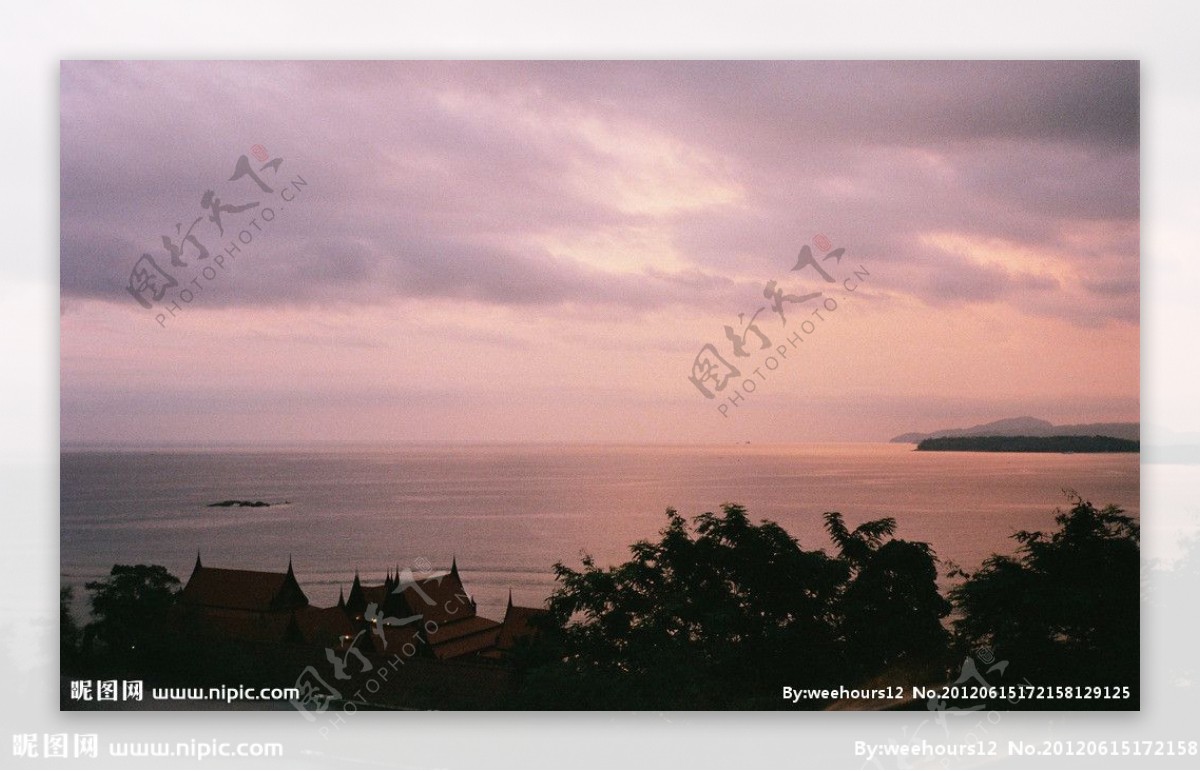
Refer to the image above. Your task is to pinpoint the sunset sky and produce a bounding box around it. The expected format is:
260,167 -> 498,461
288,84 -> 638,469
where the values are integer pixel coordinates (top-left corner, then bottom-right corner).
60,61 -> 1139,444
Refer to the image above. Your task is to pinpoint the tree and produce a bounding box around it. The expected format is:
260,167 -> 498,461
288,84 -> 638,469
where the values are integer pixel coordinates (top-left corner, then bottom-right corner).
60,585 -> 80,672
826,512 -> 951,680
950,493 -> 1139,702
515,504 -> 951,709
84,564 -> 181,671
823,512 -> 896,568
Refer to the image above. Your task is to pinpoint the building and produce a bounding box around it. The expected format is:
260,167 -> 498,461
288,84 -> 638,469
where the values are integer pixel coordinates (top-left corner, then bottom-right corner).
179,554 -> 545,663
178,554 -> 355,651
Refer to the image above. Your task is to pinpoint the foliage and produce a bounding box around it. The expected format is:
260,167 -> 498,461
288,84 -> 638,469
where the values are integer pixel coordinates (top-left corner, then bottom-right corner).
950,493 -> 1139,696
60,585 -> 80,672
826,512 -> 951,679
515,504 -> 948,708
83,564 -> 181,672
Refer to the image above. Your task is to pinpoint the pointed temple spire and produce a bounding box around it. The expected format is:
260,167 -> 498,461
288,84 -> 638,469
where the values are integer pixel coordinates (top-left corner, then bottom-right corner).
287,554 -> 295,577
337,587 -> 346,609
507,588 -> 513,610
450,555 -> 459,578
193,551 -> 203,574
345,568 -> 367,616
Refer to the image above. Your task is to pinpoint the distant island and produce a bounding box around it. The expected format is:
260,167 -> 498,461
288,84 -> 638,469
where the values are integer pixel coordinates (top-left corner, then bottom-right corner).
916,435 -> 1139,453
891,416 -> 1139,443
207,500 -> 271,508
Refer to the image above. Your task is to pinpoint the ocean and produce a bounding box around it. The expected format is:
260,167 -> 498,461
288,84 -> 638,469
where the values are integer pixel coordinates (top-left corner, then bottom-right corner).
60,443 -> 1139,622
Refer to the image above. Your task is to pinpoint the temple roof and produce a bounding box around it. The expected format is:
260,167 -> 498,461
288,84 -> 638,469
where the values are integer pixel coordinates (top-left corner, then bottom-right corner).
180,563 -> 309,612
495,603 -> 549,651
376,615 -> 501,660
291,605 -> 356,645
345,563 -> 476,626
396,569 -> 474,625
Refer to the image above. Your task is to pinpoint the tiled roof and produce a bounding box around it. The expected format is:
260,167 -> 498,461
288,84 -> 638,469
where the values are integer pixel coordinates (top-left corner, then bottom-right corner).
397,571 -> 475,625
427,617 -> 502,660
372,614 -> 501,660
356,570 -> 477,624
496,605 -> 549,651
427,615 -> 501,646
180,565 -> 308,612
292,605 -> 356,646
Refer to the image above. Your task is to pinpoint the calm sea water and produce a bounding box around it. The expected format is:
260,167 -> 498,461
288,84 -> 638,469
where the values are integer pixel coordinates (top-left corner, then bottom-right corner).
60,443 -> 1138,621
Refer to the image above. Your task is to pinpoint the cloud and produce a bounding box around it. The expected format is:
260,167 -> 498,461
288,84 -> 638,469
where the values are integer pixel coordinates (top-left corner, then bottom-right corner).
920,256 -> 1061,305
60,61 -> 1138,330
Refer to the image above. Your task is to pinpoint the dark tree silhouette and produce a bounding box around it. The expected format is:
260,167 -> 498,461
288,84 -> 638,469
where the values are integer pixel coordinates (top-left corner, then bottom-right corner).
60,585 -> 80,672
824,512 -> 896,567
826,512 -> 951,680
515,504 -> 951,709
84,564 -> 181,672
950,493 -> 1139,704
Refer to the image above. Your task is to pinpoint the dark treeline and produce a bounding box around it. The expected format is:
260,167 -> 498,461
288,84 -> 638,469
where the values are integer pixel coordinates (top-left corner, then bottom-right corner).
916,435 -> 1139,453
507,493 -> 1139,709
62,493 -> 1139,710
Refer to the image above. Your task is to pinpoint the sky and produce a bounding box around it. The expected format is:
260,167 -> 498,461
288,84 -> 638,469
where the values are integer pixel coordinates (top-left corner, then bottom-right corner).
59,60 -> 1139,444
